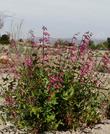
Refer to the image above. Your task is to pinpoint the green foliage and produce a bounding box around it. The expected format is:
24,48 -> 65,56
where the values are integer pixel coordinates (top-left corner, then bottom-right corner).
106,91 -> 110,119
1,33 -> 109,133
89,40 -> 97,50
18,38 -> 24,42
107,37 -> 110,49
89,40 -> 110,50
0,34 -> 10,45
1,54 -> 104,133
54,39 -> 71,47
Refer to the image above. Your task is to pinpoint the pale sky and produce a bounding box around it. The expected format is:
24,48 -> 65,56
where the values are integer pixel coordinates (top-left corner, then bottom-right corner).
0,0 -> 110,39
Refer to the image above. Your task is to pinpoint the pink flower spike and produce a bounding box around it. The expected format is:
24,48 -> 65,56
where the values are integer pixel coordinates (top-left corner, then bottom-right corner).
102,52 -> 110,66
80,58 -> 94,77
44,37 -> 49,42
43,31 -> 50,36
43,54 -> 49,62
24,57 -> 32,67
70,55 -> 77,62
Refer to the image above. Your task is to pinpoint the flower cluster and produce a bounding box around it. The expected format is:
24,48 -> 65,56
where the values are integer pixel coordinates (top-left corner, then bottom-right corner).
1,32 -> 110,133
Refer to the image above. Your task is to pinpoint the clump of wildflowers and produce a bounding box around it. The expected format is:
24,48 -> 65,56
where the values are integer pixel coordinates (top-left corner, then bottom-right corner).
1,32 -> 110,133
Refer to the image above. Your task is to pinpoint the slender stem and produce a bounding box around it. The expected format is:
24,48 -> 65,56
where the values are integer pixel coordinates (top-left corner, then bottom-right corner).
42,29 -> 45,64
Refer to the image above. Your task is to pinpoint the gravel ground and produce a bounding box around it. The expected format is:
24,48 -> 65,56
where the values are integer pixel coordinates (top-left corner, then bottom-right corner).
44,120 -> 110,134
1,122 -> 110,134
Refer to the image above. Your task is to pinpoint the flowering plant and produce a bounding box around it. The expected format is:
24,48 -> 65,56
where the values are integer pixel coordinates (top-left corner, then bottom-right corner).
1,32 -> 110,133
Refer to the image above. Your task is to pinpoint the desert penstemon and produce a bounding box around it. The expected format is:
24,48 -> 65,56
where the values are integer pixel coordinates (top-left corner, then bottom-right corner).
1,32 -> 110,133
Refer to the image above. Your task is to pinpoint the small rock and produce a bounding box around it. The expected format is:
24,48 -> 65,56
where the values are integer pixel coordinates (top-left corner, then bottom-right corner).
92,124 -> 110,134
94,124 -> 102,129
55,131 -> 71,134
101,120 -> 110,124
82,128 -> 92,134
45,132 -> 53,134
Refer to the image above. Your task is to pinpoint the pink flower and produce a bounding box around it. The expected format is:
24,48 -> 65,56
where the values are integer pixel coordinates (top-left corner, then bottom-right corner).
79,33 -> 91,56
43,31 -> 50,36
49,75 -> 59,84
79,43 -> 87,56
80,58 -> 94,77
49,74 -> 63,89
43,54 -> 49,62
70,54 -> 77,62
10,39 -> 16,48
24,57 -> 32,67
5,96 -> 15,105
69,46 -> 78,62
44,37 -> 49,42
102,52 -> 110,66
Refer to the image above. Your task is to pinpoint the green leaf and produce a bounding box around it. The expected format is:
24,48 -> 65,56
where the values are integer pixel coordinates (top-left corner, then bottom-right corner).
46,114 -> 55,123
30,106 -> 42,117
63,86 -> 74,100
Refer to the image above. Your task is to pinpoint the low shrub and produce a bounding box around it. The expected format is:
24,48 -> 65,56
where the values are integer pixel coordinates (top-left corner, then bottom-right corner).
1,32 -> 110,133
0,34 -> 10,45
